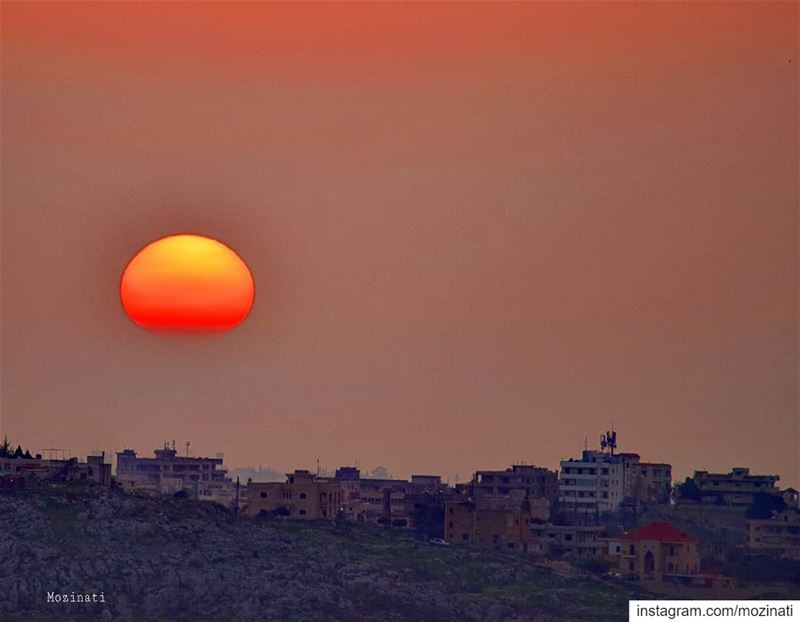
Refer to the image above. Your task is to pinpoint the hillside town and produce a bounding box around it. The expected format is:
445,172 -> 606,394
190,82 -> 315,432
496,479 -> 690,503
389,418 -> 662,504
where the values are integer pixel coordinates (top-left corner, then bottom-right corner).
1,431 -> 798,590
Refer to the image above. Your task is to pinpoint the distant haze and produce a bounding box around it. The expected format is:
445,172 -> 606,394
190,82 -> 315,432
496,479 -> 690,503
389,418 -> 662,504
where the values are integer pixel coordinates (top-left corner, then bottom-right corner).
1,3 -> 797,486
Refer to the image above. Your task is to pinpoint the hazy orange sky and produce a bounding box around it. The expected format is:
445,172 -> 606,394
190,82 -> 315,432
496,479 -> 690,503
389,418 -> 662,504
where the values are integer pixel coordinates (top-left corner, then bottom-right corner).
2,2 -> 797,486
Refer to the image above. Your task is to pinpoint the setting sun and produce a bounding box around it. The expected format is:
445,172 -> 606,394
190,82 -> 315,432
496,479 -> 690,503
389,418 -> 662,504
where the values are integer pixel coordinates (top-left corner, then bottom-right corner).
120,234 -> 254,332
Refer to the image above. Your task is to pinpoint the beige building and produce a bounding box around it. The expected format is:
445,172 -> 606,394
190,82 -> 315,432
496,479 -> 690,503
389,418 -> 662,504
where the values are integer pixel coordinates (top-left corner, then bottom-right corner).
245,467 -> 453,528
691,468 -> 780,506
473,465 -> 559,505
630,462 -> 672,505
747,510 -> 800,559
0,452 -> 111,486
444,492 -> 551,553
616,521 -> 700,581
244,469 -> 345,519
335,469 -> 449,528
116,446 -> 234,506
528,523 -> 606,558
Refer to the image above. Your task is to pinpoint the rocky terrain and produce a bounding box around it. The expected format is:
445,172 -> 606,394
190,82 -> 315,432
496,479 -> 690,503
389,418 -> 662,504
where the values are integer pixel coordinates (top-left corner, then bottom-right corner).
0,483 -> 643,622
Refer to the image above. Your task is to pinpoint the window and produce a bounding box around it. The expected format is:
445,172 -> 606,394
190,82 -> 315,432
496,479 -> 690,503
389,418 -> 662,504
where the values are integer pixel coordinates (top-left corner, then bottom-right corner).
299,492 -> 307,500
260,492 -> 268,499
298,510 -> 307,516
629,545 -> 635,555
462,533 -> 470,541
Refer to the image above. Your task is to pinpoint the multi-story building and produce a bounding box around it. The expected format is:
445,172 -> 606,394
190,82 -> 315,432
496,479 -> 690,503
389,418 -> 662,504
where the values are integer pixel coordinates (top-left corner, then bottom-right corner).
472,465 -> 559,505
244,467 -> 452,526
691,468 -> 780,506
0,452 -> 111,485
116,446 -> 234,506
629,462 -> 672,505
558,450 -> 640,519
747,510 -> 800,559
244,469 -> 346,519
351,476 -> 416,526
444,492 -> 550,553
559,432 -> 672,520
616,521 -> 700,581
528,523 -> 607,558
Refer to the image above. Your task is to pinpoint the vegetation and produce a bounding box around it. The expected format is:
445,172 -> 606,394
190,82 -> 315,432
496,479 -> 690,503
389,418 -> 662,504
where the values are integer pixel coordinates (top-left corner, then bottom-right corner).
745,492 -> 787,520
0,436 -> 33,459
3,482 -> 650,622
724,549 -> 800,585
408,501 -> 445,539
675,476 -> 701,502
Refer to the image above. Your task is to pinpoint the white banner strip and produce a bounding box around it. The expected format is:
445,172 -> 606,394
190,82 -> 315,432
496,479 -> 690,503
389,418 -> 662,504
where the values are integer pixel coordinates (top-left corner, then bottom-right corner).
630,601 -> 799,621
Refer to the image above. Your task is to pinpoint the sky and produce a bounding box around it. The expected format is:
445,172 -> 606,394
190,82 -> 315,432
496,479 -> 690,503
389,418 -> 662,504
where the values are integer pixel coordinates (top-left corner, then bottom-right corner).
2,2 -> 797,487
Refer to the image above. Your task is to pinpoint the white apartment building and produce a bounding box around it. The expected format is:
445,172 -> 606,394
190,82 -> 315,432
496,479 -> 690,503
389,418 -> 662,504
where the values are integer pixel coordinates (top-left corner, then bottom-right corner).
116,446 -> 235,506
558,450 -> 641,518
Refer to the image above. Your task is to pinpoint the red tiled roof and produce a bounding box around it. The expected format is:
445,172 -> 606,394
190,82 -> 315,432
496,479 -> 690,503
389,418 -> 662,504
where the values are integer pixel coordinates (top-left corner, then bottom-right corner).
624,521 -> 696,543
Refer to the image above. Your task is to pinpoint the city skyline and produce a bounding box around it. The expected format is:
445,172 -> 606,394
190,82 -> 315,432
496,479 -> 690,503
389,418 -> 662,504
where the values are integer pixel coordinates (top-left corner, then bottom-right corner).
2,3 -> 798,489
2,432 -> 795,493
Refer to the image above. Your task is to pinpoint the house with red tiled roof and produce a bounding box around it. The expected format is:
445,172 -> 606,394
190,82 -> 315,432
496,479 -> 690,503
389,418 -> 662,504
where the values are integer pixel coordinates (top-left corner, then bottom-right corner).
617,521 -> 700,581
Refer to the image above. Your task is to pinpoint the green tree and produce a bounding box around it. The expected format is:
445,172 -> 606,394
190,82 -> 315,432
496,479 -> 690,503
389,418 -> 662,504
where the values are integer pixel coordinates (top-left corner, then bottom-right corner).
676,477 -> 701,501
409,502 -> 445,539
746,492 -> 787,519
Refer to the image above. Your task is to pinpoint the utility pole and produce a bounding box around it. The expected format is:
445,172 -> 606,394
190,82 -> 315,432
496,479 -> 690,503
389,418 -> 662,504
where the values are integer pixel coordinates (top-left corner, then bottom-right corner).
383,488 -> 391,530
472,471 -> 478,544
235,477 -> 240,516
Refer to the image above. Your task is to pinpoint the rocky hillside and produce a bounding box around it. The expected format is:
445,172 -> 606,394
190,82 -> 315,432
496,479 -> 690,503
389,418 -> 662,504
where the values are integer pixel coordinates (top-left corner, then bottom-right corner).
1,483 -> 641,622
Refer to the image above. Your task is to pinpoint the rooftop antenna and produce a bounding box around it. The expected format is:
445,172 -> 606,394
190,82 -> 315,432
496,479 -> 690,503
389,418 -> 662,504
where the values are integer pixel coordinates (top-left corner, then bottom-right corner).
172,440 -> 176,451
601,429 -> 617,456
185,441 -> 190,457
316,458 -> 320,477
37,448 -> 67,460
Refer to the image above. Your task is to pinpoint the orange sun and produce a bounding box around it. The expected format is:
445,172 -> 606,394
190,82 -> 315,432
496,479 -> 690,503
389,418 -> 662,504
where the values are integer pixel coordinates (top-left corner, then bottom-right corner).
120,234 -> 255,332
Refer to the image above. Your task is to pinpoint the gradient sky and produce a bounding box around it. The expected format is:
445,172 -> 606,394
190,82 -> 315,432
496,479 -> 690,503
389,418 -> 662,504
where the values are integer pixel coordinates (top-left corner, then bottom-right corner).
2,2 -> 797,486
